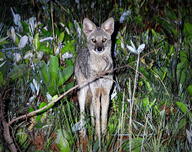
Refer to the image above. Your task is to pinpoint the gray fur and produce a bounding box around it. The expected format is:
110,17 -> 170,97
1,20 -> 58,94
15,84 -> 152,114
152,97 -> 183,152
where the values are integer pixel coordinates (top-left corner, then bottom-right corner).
75,17 -> 114,144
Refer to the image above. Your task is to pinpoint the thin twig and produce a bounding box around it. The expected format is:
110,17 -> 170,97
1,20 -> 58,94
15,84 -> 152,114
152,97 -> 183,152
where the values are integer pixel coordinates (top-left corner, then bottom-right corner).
8,69 -> 113,126
8,84 -> 79,126
8,49 -> 156,127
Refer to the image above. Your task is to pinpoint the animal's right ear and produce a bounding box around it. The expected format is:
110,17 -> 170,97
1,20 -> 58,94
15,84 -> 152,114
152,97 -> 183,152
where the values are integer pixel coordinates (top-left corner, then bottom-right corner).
83,18 -> 96,37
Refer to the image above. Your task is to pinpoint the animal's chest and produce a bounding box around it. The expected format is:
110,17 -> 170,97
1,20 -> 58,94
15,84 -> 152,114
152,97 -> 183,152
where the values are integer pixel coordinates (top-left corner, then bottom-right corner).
89,54 -> 113,75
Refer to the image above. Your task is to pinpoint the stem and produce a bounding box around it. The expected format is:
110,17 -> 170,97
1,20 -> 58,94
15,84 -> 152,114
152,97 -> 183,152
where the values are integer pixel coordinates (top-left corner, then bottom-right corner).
50,1 -> 55,54
8,84 -> 79,126
8,69 -> 114,126
129,53 -> 140,152
119,89 -> 125,151
141,114 -> 148,151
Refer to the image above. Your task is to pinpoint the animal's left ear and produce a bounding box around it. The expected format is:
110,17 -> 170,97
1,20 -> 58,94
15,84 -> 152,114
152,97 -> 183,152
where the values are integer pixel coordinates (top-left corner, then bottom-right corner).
101,17 -> 114,35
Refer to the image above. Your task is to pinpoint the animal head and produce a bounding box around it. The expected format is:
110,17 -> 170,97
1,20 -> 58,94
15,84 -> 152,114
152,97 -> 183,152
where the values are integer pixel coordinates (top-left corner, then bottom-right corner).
83,17 -> 114,53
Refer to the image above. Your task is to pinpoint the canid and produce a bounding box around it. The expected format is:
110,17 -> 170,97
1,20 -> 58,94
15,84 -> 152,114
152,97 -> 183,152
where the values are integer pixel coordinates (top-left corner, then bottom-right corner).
75,17 -> 114,142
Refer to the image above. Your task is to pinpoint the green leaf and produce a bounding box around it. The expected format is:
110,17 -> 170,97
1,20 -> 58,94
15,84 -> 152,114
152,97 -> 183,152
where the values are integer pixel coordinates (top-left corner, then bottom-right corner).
8,64 -> 28,80
178,118 -> 186,130
0,39 -> 9,45
61,40 -> 75,54
39,61 -> 49,84
179,69 -> 186,84
180,51 -> 188,63
58,32 -> 65,43
183,22 -> 192,38
39,102 -> 47,109
21,21 -> 30,33
49,55 -> 59,81
39,45 -> 52,54
187,85 -> 192,96
28,107 -> 34,113
61,82 -> 74,92
56,129 -> 70,152
58,70 -> 65,87
142,97 -> 149,107
48,55 -> 59,95
63,65 -> 74,82
176,101 -> 188,114
0,72 -> 5,86
34,33 -> 40,50
16,128 -> 28,146
15,35 -> 20,46
144,80 -> 152,92
58,65 -> 73,87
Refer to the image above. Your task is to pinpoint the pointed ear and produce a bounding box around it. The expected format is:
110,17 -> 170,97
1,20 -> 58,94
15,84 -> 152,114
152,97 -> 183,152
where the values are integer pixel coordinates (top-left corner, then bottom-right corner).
83,18 -> 96,36
101,17 -> 114,35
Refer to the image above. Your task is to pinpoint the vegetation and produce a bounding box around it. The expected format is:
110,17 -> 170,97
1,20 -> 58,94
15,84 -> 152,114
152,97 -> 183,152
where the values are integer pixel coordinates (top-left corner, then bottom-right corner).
0,0 -> 192,151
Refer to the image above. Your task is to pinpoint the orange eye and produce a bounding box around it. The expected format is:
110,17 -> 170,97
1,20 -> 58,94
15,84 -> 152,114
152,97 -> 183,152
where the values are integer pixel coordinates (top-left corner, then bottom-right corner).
92,38 -> 96,43
102,38 -> 107,43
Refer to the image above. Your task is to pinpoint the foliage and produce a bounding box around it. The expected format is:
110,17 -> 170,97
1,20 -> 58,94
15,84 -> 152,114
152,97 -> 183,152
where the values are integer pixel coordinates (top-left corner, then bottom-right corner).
0,0 -> 192,151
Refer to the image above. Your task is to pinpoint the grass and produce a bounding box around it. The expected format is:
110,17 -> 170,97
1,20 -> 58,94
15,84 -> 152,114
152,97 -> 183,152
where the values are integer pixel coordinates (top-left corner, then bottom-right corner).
0,1 -> 191,151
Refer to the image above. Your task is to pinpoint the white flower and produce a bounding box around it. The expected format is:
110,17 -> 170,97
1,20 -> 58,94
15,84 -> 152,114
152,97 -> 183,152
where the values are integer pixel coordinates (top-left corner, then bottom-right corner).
30,79 -> 40,95
46,92 -> 52,101
75,0 -> 79,4
37,51 -> 44,60
120,41 -> 125,49
9,26 -> 16,42
62,52 -> 73,60
18,35 -> 28,48
55,43 -> 63,55
65,27 -> 70,35
111,85 -> 117,100
40,37 -> 53,42
120,10 -> 131,23
126,40 -> 145,54
29,95 -> 37,103
137,44 -> 145,54
111,81 -> 120,100
13,53 -> 22,63
28,17 -> 37,34
72,120 -> 85,132
28,36 -> 33,44
11,8 -> 22,29
74,20 -> 81,38
24,51 -> 33,59
91,2 -> 95,8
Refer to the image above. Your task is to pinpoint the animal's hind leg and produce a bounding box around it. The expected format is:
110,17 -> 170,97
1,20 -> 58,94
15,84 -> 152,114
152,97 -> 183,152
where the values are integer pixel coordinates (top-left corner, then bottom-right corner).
90,84 -> 101,145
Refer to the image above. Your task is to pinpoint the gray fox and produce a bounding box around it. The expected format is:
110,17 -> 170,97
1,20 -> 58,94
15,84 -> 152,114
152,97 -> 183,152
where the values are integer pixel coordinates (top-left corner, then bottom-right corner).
75,17 -> 114,142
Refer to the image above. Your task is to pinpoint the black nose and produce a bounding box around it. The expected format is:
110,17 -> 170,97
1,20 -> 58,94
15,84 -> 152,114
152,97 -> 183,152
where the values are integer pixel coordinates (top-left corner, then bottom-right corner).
97,47 -> 102,52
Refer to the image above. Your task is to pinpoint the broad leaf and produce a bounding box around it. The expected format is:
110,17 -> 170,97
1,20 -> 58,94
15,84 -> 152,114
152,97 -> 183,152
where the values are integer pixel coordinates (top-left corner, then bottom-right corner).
49,55 -> 59,82
176,101 -> 188,114
39,61 -> 49,84
34,33 -> 40,50
187,85 -> 192,96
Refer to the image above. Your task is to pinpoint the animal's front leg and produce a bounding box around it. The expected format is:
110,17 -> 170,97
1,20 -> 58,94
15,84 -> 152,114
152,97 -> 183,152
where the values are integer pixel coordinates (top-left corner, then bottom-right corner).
78,86 -> 88,137
101,77 -> 113,135
90,102 -> 94,127
90,85 -> 101,143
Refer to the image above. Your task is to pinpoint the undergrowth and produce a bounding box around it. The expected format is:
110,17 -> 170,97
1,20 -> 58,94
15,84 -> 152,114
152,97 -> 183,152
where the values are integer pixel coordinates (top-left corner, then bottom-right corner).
0,0 -> 192,151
